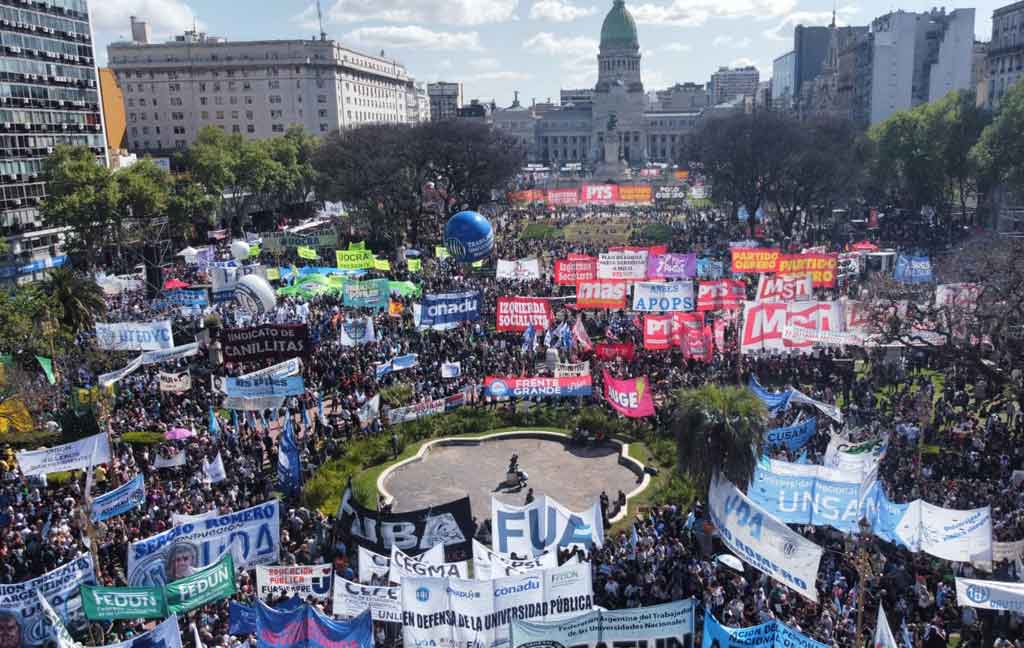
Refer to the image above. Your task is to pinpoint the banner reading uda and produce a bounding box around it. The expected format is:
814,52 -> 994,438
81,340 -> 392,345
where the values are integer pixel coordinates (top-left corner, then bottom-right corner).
484,375 -> 592,399
597,251 -> 648,280
731,248 -> 780,274
496,297 -> 555,332
697,279 -> 745,311
632,281 -> 695,311
17,432 -> 111,476
127,500 -> 280,586
336,486 -> 474,561
708,476 -> 823,601
492,494 -> 604,556
511,599 -> 695,648
576,280 -> 628,309
420,291 -> 481,328
333,576 -> 402,622
221,324 -> 310,363
496,259 -> 541,281
603,370 -> 655,418
0,554 -> 95,647
256,564 -> 333,602
554,257 -> 597,285
95,320 -> 173,351
776,253 -> 838,288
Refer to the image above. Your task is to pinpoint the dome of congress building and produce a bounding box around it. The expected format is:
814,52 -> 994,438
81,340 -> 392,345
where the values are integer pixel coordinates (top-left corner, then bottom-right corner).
600,0 -> 640,51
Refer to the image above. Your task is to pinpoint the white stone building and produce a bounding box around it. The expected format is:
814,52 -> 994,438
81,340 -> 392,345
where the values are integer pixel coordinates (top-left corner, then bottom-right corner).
987,0 -> 1024,109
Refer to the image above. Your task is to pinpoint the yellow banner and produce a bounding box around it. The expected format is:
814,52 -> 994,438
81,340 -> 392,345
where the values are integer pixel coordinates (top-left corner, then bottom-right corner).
336,250 -> 374,270
0,398 -> 32,433
297,246 -> 319,260
248,244 -> 261,257
348,241 -> 366,251
373,258 -> 391,271
266,267 -> 280,281
408,258 -> 422,272
435,246 -> 450,259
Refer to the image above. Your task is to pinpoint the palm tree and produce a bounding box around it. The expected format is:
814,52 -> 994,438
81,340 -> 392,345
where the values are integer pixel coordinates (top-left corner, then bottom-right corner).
671,384 -> 768,496
42,267 -> 106,337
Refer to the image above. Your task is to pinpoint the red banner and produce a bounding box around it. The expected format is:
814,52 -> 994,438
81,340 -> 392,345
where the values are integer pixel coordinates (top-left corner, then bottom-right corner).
509,189 -> 544,203
607,245 -> 669,256
495,297 -> 554,332
581,184 -> 618,205
697,280 -> 745,311
682,325 -> 713,362
595,342 -> 635,361
731,247 -> 781,274
554,257 -> 598,285
576,280 -> 628,309
755,274 -> 813,302
546,188 -> 579,205
617,185 -> 653,203
775,253 -> 838,288
602,369 -> 655,418
714,318 -> 729,353
643,314 -> 673,350
483,375 -> 592,398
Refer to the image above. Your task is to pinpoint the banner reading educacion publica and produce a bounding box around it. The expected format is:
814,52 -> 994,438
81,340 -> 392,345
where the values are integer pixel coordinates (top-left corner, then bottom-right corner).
492,494 -> 604,557
0,554 -> 96,647
127,500 -> 280,586
511,599 -> 695,648
94,320 -> 173,351
16,432 -> 111,476
401,561 -> 594,648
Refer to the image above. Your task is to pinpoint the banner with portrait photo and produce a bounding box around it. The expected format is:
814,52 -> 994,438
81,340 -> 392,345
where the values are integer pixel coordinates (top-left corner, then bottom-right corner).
0,554 -> 96,647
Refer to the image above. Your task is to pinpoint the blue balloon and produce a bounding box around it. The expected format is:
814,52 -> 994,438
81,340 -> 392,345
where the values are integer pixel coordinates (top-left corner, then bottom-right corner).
444,210 -> 494,263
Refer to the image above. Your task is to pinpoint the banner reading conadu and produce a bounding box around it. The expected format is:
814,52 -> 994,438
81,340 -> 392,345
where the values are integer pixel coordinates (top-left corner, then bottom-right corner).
492,494 -> 604,557
511,599 -> 695,648
127,500 -> 280,586
256,564 -> 333,602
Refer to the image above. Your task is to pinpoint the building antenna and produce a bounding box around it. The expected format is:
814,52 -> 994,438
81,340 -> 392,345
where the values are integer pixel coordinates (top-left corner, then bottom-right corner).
831,0 -> 836,27
317,0 -> 326,41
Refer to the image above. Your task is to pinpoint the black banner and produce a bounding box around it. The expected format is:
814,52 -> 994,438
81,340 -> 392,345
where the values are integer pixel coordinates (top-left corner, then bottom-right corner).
221,324 -> 310,363
655,186 -> 687,202
336,487 -> 474,562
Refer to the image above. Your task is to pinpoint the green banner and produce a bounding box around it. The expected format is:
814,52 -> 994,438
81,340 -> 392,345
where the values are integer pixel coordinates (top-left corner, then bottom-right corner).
164,553 -> 236,615
35,356 -> 55,385
348,240 -> 366,251
249,244 -> 261,258
335,249 -> 374,270
388,281 -> 421,297
81,585 -> 166,620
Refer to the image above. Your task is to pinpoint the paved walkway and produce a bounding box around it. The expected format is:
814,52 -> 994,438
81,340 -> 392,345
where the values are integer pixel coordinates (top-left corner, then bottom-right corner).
383,437 -> 643,518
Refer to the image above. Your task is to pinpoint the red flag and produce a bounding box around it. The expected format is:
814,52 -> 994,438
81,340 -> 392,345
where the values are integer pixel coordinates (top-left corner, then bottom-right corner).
572,315 -> 593,351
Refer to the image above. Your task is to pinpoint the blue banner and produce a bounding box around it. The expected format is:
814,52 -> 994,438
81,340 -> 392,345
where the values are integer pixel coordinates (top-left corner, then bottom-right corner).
750,458 -> 866,533
696,258 -> 724,279
91,474 -> 146,522
343,278 -> 389,310
894,254 -> 933,284
375,353 -> 419,379
229,597 -> 304,636
748,376 -> 792,414
224,376 -> 305,399
765,418 -> 817,451
255,601 -> 372,648
163,289 -> 208,306
420,291 -> 481,328
277,419 -> 302,497
702,610 -> 829,648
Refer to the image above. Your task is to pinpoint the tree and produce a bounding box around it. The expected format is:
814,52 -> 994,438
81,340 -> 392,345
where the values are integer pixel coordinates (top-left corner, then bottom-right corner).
41,267 -> 106,337
671,384 -> 768,495
167,179 -> 217,241
116,158 -> 173,244
40,145 -> 120,267
972,79 -> 1024,204
266,126 -> 319,208
689,112 -> 773,221
0,284 -> 59,359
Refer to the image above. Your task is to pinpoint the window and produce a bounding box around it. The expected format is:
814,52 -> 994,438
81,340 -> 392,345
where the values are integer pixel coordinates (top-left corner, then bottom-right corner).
201,111 -> 209,119
170,97 -> 182,106
232,125 -> 240,133
247,124 -> 255,133
127,99 -> 135,107
126,84 -> 134,92
214,96 -> 223,105
269,80 -> 280,89
317,95 -> 327,103
229,96 -> 238,105
243,82 -> 251,90
173,126 -> 185,134
199,97 -> 208,105
155,127 -> 161,134
216,111 -> 224,119
245,96 -> 253,104
175,139 -> 187,148
270,110 -> 283,119
272,124 -> 284,132
319,109 -> 328,118
129,113 -> 137,122
269,95 -> 282,104
130,126 -> 138,136
171,112 -> 184,120
245,111 -> 254,120
213,82 -> 221,91
320,123 -> 328,132
199,82 -> 207,91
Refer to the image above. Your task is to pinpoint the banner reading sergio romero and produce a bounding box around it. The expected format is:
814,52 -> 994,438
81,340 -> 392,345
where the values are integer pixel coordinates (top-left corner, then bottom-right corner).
511,599 -> 695,648
0,554 -> 96,647
127,500 -> 280,586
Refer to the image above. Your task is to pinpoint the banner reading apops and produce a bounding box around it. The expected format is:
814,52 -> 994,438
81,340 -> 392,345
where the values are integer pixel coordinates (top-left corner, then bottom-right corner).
731,248 -> 781,274
95,320 -> 173,351
492,494 -> 604,556
602,370 -> 655,418
632,281 -> 695,311
776,253 -> 838,288
333,576 -> 402,622
0,554 -> 96,647
576,280 -> 628,309
127,500 -> 280,586
80,585 -> 166,620
554,257 -> 598,285
336,486 -> 474,562
483,375 -> 593,399
511,599 -> 695,648
256,564 -> 332,602
221,324 -> 310,363
496,297 -> 555,332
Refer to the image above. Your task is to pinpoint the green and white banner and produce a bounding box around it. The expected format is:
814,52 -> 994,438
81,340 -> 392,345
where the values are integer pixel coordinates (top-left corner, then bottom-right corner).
80,585 -> 166,620
164,553 -> 236,615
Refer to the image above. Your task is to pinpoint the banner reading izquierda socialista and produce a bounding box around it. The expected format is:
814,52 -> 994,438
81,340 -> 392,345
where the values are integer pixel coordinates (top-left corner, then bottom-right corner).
127,500 -> 280,586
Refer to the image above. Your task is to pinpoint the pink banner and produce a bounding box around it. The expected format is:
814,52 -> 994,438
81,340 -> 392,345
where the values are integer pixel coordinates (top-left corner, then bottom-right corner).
602,369 -> 655,418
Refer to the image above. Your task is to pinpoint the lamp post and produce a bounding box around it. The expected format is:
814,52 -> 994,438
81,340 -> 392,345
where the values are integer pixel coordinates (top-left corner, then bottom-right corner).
852,516 -> 875,648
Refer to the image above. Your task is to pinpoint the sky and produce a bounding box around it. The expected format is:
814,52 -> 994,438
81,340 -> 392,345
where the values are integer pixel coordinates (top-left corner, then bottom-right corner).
91,0 -> 1000,107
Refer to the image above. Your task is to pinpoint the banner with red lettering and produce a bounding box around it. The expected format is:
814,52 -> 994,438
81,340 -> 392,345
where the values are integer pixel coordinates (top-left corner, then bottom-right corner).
697,280 -> 746,311
714,319 -> 729,353
783,301 -> 848,348
554,257 -> 598,285
581,184 -> 619,205
608,245 -> 668,256
495,297 -> 555,332
597,251 -> 648,281
740,301 -> 788,353
509,190 -> 545,203
731,248 -> 781,274
755,274 -> 813,302
602,370 -> 655,418
673,312 -> 704,345
775,253 -> 838,288
682,325 -> 713,362
546,188 -> 579,206
643,315 -> 673,350
595,342 -> 635,361
576,280 -> 628,309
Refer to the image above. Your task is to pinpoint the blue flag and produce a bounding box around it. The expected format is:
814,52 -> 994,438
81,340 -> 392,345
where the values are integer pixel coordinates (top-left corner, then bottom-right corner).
301,404 -> 309,428
317,391 -> 325,422
231,409 -> 239,433
278,417 -> 302,497
522,324 -> 535,352
255,600 -> 372,648
208,405 -> 221,439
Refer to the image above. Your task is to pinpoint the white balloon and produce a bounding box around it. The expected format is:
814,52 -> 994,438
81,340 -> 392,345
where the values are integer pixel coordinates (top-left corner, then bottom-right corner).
235,274 -> 276,314
230,240 -> 251,261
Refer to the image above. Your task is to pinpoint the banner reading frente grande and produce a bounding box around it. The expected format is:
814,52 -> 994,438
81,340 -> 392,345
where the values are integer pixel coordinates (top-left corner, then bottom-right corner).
483,375 -> 593,399
731,247 -> 781,274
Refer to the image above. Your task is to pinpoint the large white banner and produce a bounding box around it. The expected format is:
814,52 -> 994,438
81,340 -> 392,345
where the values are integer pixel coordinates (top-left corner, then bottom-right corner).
631,281 -> 695,312
708,476 -> 823,601
956,577 -> 1024,611
127,500 -> 280,586
98,354 -> 144,387
359,545 -> 443,583
95,320 -> 173,351
0,554 -> 96,647
401,562 -> 594,648
140,342 -> 199,365
256,564 -> 333,602
238,357 -> 302,380
492,494 -> 604,557
597,251 -> 648,280
919,502 -> 992,563
333,576 -> 402,623
473,539 -> 557,580
16,432 -> 111,476
389,545 -> 468,583
755,274 -> 813,302
496,259 -> 541,281
153,452 -> 187,469
823,434 -> 886,479
172,509 -> 217,527
158,371 -> 191,393
339,318 -> 377,347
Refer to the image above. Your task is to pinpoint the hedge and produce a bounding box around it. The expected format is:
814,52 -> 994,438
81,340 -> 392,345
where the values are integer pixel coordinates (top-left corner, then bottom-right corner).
120,431 -> 166,445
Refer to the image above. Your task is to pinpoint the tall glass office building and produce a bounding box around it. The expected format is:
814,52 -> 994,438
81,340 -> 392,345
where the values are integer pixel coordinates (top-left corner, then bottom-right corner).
0,0 -> 105,281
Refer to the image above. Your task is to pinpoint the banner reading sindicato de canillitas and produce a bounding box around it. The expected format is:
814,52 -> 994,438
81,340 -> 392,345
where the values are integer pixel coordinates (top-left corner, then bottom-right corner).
221,324 -> 310,363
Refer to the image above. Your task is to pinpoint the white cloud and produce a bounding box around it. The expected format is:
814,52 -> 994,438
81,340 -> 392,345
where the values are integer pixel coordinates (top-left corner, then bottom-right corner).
469,57 -> 502,70
465,70 -> 534,81
662,43 -> 693,52
344,26 -> 483,51
316,0 -> 517,26
643,69 -> 671,91
529,0 -> 598,22
630,0 -> 797,27
523,32 -> 598,90
91,0 -> 198,40
762,6 -> 858,41
712,35 -> 752,48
